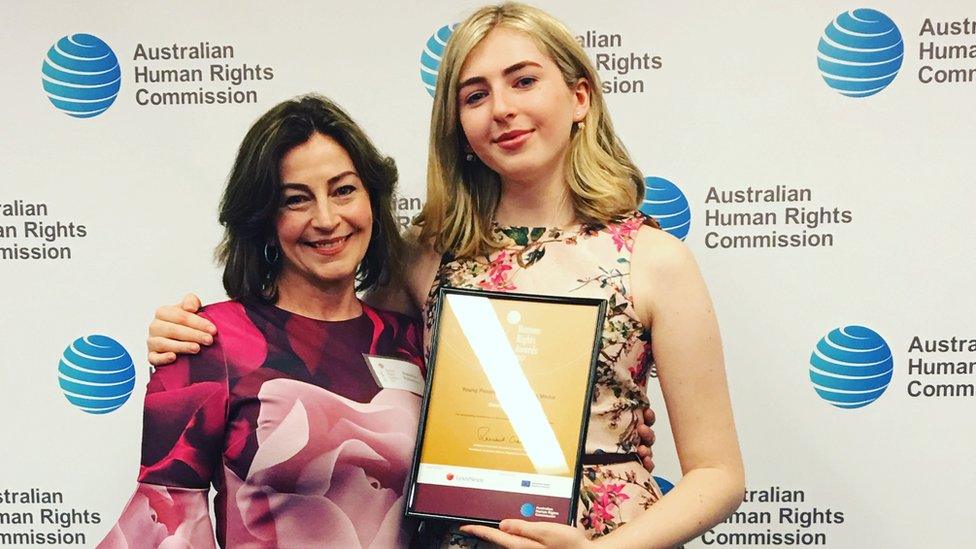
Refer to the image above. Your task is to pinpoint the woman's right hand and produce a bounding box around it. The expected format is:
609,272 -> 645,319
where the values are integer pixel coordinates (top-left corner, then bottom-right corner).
147,293 -> 216,366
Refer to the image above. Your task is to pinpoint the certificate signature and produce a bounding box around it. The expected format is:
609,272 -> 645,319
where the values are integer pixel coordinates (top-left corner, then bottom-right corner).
476,425 -> 521,445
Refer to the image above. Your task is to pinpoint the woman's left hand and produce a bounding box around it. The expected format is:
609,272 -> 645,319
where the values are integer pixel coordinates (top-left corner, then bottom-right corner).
460,520 -> 597,549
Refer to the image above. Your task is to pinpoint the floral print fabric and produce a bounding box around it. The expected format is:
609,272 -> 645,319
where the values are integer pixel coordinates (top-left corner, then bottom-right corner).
424,211 -> 663,541
100,300 -> 424,548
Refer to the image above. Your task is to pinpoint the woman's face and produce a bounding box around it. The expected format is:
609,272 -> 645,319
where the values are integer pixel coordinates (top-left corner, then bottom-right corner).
275,132 -> 372,292
456,27 -> 588,185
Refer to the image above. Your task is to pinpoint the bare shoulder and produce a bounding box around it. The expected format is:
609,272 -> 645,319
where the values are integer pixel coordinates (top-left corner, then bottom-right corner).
361,226 -> 440,316
362,282 -> 415,315
631,225 -> 700,279
401,225 -> 441,310
630,225 -> 708,324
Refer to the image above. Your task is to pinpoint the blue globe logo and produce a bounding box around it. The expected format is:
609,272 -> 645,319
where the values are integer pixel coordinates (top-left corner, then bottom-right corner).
41,33 -> 121,118
809,326 -> 893,409
817,9 -> 903,98
420,24 -> 455,97
519,503 -> 535,518
58,335 -> 135,414
653,476 -> 675,496
639,176 -> 691,241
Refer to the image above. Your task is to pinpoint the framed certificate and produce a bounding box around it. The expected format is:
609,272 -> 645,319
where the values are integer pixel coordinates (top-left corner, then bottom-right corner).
405,287 -> 606,526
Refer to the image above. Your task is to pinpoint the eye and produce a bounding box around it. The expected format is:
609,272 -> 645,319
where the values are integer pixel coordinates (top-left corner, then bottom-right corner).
334,184 -> 358,197
514,76 -> 537,88
281,194 -> 308,208
462,90 -> 488,105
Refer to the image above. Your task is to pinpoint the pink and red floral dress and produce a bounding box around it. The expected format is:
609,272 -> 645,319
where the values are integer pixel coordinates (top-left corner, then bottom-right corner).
99,300 -> 424,548
424,211 -> 664,542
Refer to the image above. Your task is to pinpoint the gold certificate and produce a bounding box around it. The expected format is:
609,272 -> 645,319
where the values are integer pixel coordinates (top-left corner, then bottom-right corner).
406,287 -> 605,526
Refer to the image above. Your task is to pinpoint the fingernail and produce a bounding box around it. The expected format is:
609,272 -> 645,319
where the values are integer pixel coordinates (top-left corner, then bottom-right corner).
203,335 -> 213,345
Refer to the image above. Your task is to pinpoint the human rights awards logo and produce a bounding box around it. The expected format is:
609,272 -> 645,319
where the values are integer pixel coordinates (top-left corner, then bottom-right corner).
639,177 -> 691,241
421,24 -> 455,97
58,335 -> 135,414
817,9 -> 904,97
41,33 -> 121,117
809,326 -> 893,409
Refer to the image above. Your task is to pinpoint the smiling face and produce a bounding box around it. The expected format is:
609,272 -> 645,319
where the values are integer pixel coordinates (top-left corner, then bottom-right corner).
456,27 -> 589,186
275,132 -> 372,295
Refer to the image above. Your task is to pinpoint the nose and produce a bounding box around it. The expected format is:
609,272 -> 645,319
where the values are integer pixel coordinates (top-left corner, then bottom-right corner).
491,88 -> 516,122
311,199 -> 340,231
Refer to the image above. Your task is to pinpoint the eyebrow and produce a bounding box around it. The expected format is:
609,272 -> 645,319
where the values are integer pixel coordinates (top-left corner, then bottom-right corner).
457,60 -> 543,90
280,171 -> 359,190
327,171 -> 359,185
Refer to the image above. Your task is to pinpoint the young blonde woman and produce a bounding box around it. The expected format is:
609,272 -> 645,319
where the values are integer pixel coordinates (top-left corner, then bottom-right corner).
148,3 -> 742,547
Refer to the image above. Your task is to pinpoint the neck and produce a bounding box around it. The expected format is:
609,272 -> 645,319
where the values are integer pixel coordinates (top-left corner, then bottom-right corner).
274,272 -> 362,321
494,168 -> 575,228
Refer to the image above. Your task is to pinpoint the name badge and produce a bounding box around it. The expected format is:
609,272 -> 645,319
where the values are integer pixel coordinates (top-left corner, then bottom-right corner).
363,354 -> 425,396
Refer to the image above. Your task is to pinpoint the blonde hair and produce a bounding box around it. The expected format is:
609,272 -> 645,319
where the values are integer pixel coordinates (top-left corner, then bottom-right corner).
415,2 -> 650,258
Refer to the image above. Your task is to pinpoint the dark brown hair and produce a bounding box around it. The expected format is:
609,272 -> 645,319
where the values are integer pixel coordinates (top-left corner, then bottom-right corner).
216,94 -> 403,302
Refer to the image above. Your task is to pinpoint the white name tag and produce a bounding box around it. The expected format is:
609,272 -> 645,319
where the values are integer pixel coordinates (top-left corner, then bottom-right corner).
363,354 -> 425,396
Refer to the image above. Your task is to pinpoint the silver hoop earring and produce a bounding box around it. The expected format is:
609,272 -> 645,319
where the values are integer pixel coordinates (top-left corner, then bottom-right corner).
263,243 -> 280,265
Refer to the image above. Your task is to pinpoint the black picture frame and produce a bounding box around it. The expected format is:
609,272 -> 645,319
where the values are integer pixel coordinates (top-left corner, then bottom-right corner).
404,286 -> 606,527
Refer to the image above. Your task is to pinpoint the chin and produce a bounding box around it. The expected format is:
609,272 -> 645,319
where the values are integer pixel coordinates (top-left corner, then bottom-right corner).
487,157 -> 531,177
314,267 -> 359,287
498,165 -> 550,186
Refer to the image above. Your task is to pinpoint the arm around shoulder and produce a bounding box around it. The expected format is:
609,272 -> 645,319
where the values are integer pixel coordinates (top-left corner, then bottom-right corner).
147,293 -> 216,366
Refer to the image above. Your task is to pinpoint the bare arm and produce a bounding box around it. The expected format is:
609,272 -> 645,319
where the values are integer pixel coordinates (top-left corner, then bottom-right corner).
598,227 -> 744,548
361,226 -> 438,316
361,280 -> 416,315
398,225 -> 442,312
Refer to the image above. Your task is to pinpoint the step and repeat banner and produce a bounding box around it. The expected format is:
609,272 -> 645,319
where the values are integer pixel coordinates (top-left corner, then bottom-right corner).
2,1 -> 974,547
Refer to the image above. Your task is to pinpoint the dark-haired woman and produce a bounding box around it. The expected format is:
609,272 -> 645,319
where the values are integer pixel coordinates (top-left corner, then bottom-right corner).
98,95 -> 424,548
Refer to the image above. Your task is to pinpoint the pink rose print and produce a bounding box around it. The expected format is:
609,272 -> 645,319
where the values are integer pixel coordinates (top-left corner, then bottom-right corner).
607,216 -> 644,253
223,378 -> 420,548
97,485 -> 215,548
478,252 -> 517,291
587,482 -> 630,532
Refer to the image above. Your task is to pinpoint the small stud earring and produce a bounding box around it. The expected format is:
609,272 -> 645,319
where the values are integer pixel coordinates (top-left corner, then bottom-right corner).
465,152 -> 475,162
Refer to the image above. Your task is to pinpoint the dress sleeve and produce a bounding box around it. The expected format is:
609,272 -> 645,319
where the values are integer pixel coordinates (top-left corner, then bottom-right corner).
98,311 -> 229,548
96,484 -> 216,548
138,318 -> 229,487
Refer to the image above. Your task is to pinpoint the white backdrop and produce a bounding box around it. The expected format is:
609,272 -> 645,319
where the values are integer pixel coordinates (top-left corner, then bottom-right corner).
2,1 -> 974,546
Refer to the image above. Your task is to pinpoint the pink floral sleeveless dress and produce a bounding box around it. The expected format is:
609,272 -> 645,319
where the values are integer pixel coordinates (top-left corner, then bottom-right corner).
423,211 -> 663,543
